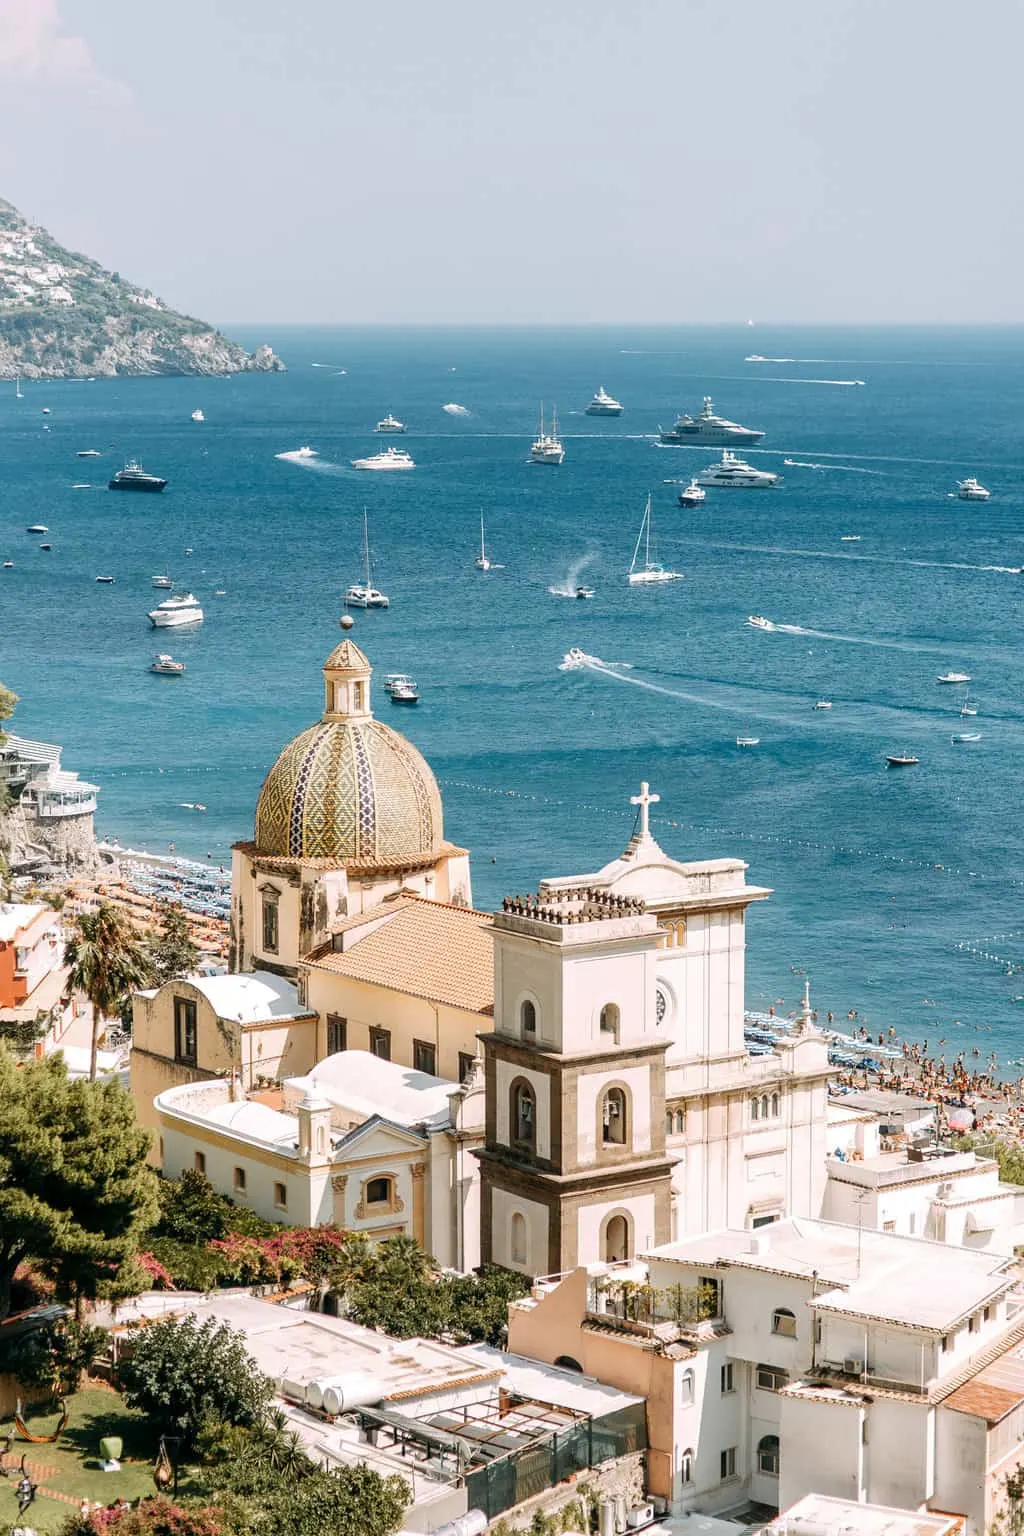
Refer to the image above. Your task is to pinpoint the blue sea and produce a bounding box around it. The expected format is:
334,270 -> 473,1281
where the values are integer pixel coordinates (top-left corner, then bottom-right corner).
3,325 -> 1024,1062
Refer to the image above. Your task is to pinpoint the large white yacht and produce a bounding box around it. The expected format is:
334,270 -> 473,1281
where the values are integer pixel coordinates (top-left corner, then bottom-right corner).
696,451 -> 779,487
352,446 -> 415,471
585,386 -> 623,417
530,404 -> 565,464
956,477 -> 990,501
148,593 -> 204,628
374,413 -> 406,434
660,396 -> 765,445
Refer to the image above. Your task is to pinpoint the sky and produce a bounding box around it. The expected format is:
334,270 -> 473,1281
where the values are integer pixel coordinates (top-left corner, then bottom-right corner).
0,0 -> 1021,325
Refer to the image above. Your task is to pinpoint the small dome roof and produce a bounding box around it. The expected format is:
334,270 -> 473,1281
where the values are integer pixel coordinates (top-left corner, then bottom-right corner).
254,637 -> 443,863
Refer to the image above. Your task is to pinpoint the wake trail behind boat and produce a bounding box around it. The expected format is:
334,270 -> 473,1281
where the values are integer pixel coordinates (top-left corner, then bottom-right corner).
783,459 -> 884,474
274,451 -> 348,475
549,554 -> 596,597
663,536 -> 1022,578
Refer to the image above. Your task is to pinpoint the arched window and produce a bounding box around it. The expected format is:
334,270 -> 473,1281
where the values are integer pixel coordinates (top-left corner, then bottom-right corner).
751,1097 -> 760,1121
601,1086 -> 628,1146
554,1355 -> 583,1373
680,1448 -> 694,1485
757,1435 -> 780,1476
771,1307 -> 797,1338
603,1212 -> 632,1263
666,1111 -> 674,1136
521,999 -> 537,1035
511,1079 -> 536,1152
771,1092 -> 781,1118
510,1212 -> 527,1265
680,1370 -> 694,1406
366,1175 -> 393,1207
315,1125 -> 326,1155
599,1002 -> 620,1042
761,1094 -> 770,1120
675,1109 -> 685,1134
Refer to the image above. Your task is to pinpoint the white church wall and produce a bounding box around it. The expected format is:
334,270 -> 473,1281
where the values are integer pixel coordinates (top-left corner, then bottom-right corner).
559,948 -> 653,1051
661,908 -> 746,1067
494,1059 -> 552,1159
577,1192 -> 657,1264
494,938 -> 563,1049
575,1063 -> 652,1162
491,1187 -> 548,1275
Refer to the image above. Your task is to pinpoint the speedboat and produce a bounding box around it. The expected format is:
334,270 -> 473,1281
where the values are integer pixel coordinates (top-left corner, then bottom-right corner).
736,736 -> 760,747
886,753 -> 918,767
39,543 -> 51,551
585,386 -> 623,417
951,732 -> 981,743
344,508 -> 389,607
696,451 -> 778,487
95,575 -> 115,584
292,445 -> 318,458
956,477 -> 990,501
840,535 -> 862,542
148,593 -> 204,628
748,615 -> 774,631
27,524 -> 47,534
628,494 -> 682,585
2,562 -> 12,569
678,479 -> 706,507
150,654 -> 186,675
937,672 -> 971,685
352,446 -> 415,471
389,679 -> 420,705
374,413 -> 406,433
151,575 -> 173,589
191,409 -> 205,423
383,673 -> 415,694
660,397 -> 765,445
530,404 -> 565,464
77,449 -> 101,458
813,699 -> 833,710
575,586 -> 594,599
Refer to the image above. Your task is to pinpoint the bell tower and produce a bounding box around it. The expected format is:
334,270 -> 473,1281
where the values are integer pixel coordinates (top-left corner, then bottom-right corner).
477,885 -> 673,1278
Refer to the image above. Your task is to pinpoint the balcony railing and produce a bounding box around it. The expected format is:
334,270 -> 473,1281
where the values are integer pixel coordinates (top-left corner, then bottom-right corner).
585,1275 -> 721,1336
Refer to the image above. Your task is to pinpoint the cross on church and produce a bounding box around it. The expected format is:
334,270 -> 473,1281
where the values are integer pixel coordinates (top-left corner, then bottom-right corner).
630,781 -> 660,839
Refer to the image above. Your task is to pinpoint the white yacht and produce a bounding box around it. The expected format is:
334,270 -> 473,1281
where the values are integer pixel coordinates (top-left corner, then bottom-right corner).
956,477 -> 990,501
294,445 -> 317,458
352,446 -> 415,471
148,593 -> 204,628
77,449 -> 102,458
748,614 -> 774,630
344,509 -> 390,608
736,736 -> 761,748
696,451 -> 779,488
150,654 -> 186,675
475,512 -> 492,571
677,479 -> 706,507
389,678 -> 419,705
585,386 -> 623,417
813,699 -> 833,710
530,404 -> 565,465
191,409 -> 205,423
628,494 -> 683,585
660,397 -> 765,445
151,575 -> 173,589
937,671 -> 971,685
374,413 -> 406,434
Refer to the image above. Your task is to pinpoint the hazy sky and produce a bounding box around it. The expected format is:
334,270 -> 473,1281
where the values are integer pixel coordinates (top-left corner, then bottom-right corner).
0,0 -> 1021,324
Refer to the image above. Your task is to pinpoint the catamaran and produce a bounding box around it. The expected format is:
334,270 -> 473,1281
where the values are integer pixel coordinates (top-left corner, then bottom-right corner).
344,508 -> 390,609
628,494 -> 682,585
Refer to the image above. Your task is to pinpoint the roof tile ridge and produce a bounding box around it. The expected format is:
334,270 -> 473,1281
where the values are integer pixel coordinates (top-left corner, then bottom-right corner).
402,893 -> 494,919
933,1311 -> 1024,1403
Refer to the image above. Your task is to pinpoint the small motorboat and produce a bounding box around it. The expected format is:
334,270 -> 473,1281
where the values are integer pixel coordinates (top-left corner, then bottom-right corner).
951,732 -> 981,744
736,736 -> 761,748
2,561 -> 13,569
813,699 -> 833,710
150,654 -> 186,675
77,449 -> 102,458
886,753 -> 919,767
152,575 -> 173,589
575,586 -> 594,600
383,673 -> 415,695
678,479 -> 706,507
748,615 -> 773,630
95,575 -> 115,583
27,524 -> 47,533
39,543 -> 52,551
191,409 -> 205,423
956,477 -> 990,501
840,535 -> 862,542
937,672 -> 971,685
389,679 -> 420,705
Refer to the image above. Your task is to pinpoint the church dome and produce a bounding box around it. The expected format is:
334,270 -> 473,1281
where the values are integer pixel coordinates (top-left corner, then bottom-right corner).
254,638 -> 444,863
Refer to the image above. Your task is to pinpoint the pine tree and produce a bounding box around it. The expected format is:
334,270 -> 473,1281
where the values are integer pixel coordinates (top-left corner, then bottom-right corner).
148,902 -> 200,986
64,901 -> 153,1080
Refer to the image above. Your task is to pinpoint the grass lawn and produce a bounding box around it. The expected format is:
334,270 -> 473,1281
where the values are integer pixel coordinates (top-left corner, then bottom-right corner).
0,1387 -> 188,1532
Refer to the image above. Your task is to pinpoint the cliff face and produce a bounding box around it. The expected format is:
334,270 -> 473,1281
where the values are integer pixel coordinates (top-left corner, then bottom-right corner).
0,198 -> 284,379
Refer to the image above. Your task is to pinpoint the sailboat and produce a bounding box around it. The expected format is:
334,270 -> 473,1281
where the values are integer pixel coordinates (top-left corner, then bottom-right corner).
344,508 -> 390,609
475,512 -> 492,571
14,375 -> 22,400
960,690 -> 977,718
627,495 -> 683,585
530,403 -> 565,464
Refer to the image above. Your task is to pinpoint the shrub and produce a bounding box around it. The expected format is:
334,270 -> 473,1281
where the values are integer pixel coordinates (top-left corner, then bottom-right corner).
119,1315 -> 272,1450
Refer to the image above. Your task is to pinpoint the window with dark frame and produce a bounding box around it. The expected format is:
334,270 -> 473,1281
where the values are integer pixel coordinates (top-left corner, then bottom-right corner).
458,1051 -> 476,1083
326,1014 -> 347,1054
369,1027 -> 391,1061
413,1039 -> 437,1075
262,893 -> 279,954
366,1176 -> 392,1205
174,996 -> 197,1064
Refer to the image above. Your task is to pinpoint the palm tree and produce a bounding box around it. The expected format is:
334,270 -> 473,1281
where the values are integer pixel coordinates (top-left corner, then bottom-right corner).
64,902 -> 153,1080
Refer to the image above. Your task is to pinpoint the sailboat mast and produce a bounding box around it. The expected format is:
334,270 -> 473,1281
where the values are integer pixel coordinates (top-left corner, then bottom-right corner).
363,507 -> 372,587
629,503 -> 647,576
644,494 -> 652,569
480,511 -> 486,560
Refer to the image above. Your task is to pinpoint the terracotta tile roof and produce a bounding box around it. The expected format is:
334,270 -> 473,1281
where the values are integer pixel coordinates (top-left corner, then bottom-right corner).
304,895 -> 494,1015
943,1379 -> 1024,1423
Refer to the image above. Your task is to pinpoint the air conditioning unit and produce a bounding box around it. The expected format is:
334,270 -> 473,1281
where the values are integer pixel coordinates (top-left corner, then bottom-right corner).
627,1507 -> 655,1530
843,1357 -> 864,1375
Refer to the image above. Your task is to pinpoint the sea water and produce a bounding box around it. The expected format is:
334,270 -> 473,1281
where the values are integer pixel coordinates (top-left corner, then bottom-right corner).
2,324 -> 1023,1061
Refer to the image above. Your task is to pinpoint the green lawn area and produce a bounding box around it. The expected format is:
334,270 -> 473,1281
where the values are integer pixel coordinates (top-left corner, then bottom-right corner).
0,1387 -> 186,1532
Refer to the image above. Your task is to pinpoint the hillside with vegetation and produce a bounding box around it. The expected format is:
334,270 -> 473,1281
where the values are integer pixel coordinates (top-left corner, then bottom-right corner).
0,199 -> 284,378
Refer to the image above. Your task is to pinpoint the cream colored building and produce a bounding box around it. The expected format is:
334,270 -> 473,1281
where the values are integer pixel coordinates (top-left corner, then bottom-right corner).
230,635 -> 472,976
154,1047 -> 484,1269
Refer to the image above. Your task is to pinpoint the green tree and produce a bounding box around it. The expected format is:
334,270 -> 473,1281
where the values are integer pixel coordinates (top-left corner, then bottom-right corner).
445,1265 -> 530,1346
64,900 -> 154,1080
0,1049 -> 157,1319
119,1315 -> 274,1450
155,1169 -> 230,1244
0,681 -> 16,736
148,902 -> 200,986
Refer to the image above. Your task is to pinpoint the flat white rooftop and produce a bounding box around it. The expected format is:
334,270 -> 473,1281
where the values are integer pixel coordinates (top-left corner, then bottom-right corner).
763,1492 -> 962,1536
138,970 -> 313,1023
0,902 -> 46,941
457,1343 -> 644,1418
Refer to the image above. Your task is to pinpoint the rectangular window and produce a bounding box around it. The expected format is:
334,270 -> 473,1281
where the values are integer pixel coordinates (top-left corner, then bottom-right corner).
969,1314 -> 979,1334
720,1447 -> 736,1481
942,1334 -> 952,1352
369,1027 -> 391,1061
720,1362 -> 734,1394
174,997 -> 197,1065
772,1309 -> 797,1338
233,1167 -> 246,1194
699,1276 -> 723,1320
984,1304 -> 994,1323
274,1182 -> 287,1210
262,896 -> 279,954
756,1365 -> 789,1393
413,1039 -> 437,1076
752,1213 -> 779,1229
326,1014 -> 347,1054
459,1051 -> 476,1083
194,1151 -> 206,1174
883,1220 -> 896,1233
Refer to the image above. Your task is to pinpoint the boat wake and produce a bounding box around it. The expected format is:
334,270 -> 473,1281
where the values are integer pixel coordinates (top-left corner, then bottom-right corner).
275,449 -> 346,475
783,459 -> 883,475
664,536 -> 1023,578
755,376 -> 866,387
548,554 -> 595,597
443,402 -> 471,416
747,615 -> 973,656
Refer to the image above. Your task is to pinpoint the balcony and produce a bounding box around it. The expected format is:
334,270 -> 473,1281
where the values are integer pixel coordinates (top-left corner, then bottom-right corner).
585,1269 -> 723,1340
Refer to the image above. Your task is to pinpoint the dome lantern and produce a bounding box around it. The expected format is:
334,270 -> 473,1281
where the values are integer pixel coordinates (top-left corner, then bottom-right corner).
322,638 -> 372,722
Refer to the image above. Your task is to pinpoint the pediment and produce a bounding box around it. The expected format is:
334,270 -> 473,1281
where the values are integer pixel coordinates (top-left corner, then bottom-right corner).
334,1115 -> 428,1160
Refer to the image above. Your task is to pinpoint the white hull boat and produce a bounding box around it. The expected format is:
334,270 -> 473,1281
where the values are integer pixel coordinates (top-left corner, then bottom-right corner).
628,494 -> 682,585
148,594 -> 204,628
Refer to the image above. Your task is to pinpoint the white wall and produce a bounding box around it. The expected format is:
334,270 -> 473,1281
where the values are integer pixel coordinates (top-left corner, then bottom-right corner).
491,1187 -> 548,1276
576,1063 -> 652,1162
577,1193 -> 657,1267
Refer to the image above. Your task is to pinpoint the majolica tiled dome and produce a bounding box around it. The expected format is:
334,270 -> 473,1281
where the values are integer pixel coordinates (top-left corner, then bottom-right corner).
254,638 -> 444,863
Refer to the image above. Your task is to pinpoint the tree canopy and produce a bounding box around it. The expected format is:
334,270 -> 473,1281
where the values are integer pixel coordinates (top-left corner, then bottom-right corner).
119,1315 -> 273,1450
64,901 -> 154,1079
0,1048 -> 157,1318
148,903 -> 200,987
